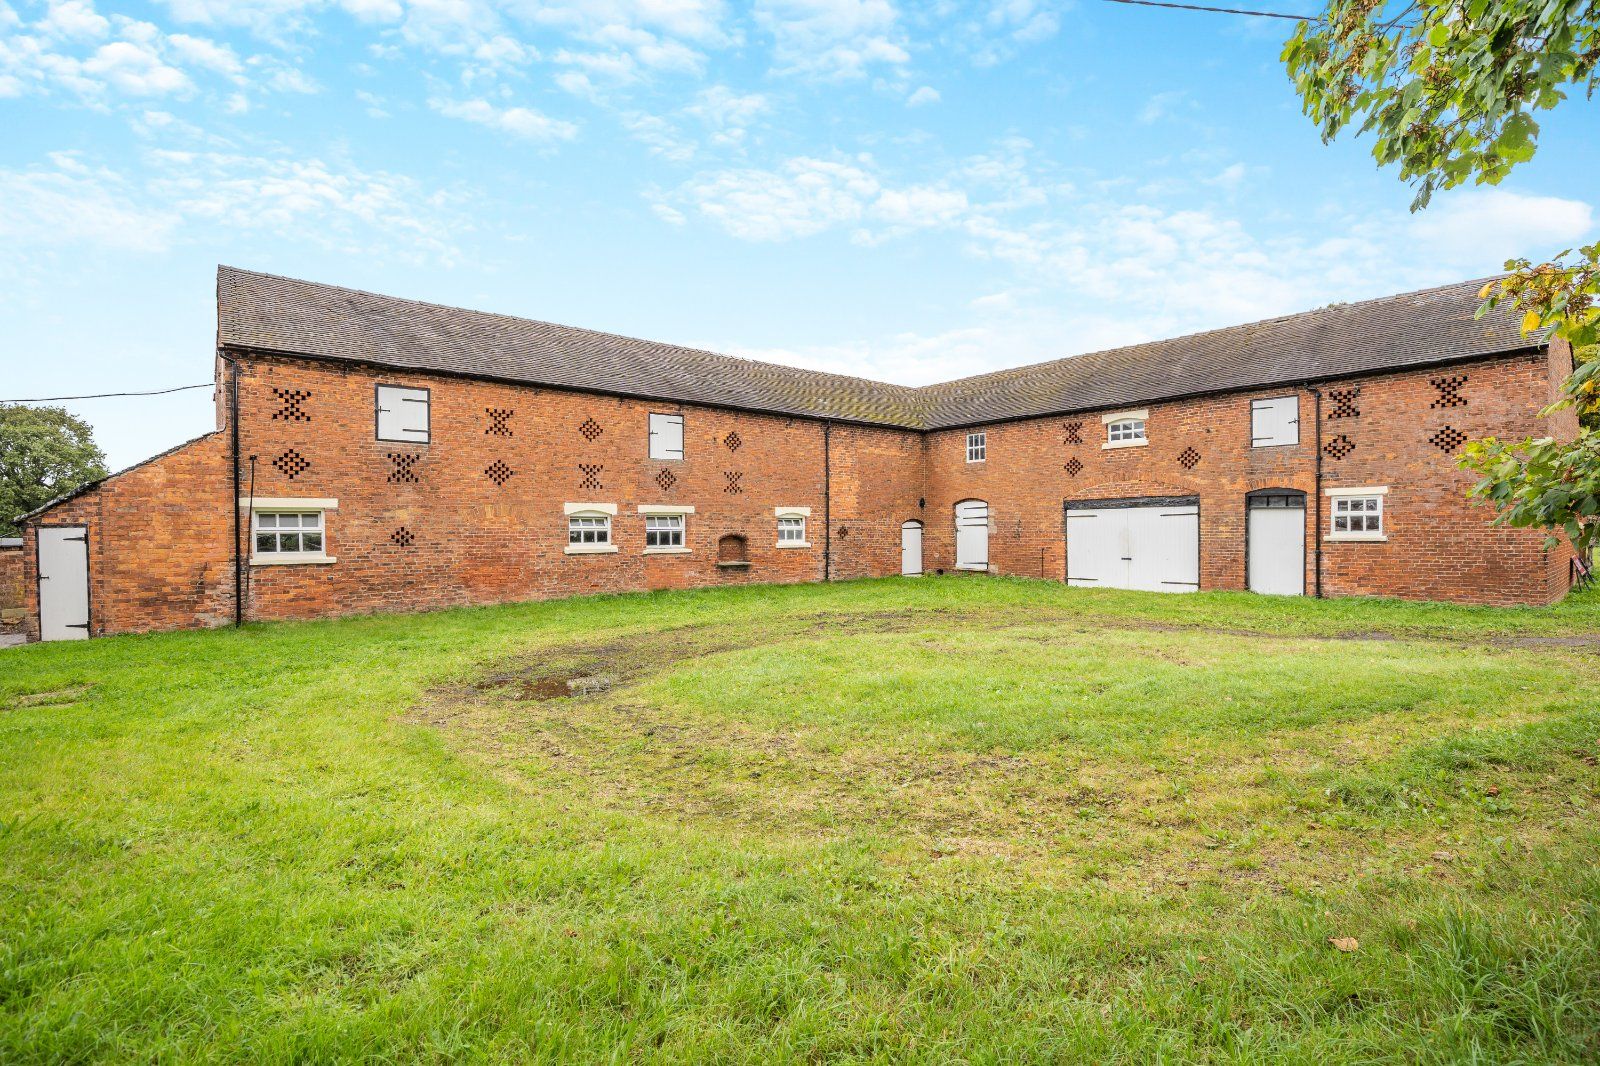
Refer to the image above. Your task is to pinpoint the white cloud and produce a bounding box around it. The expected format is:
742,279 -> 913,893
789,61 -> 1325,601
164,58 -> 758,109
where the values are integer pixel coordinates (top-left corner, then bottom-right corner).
39,0 -> 109,41
663,156 -> 882,240
81,40 -> 191,95
755,0 -> 908,79
166,32 -> 241,77
962,0 -> 1061,67
1408,188 -> 1594,264
0,153 -> 175,253
1139,90 -> 1192,124
906,85 -> 938,106
430,96 -> 579,142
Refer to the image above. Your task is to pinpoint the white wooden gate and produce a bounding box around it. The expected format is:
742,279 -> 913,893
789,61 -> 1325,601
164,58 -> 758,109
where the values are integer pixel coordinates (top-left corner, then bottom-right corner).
954,500 -> 988,571
1066,498 -> 1199,593
37,525 -> 90,640
900,520 -> 923,576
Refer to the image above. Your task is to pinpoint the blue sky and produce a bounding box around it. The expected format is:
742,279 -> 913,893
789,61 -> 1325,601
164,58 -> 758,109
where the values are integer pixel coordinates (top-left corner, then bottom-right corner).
3,0 -> 1596,468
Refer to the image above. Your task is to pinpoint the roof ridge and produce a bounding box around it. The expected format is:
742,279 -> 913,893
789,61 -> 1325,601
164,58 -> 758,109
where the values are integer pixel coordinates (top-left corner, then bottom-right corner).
218,265 -> 922,401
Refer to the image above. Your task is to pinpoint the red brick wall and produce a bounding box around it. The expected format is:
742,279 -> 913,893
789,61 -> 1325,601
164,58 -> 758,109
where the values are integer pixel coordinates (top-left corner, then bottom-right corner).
20,431 -> 236,638
921,352 -> 1570,605
0,546 -> 24,615
825,423 -> 926,580
231,355 -> 863,623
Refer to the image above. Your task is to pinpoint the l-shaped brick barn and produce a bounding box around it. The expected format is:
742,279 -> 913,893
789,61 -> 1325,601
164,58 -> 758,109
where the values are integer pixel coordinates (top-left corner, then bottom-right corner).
17,266 -> 1580,640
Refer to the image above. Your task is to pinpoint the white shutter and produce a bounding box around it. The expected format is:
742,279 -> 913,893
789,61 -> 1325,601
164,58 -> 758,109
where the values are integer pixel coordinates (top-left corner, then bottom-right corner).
377,385 -> 430,443
649,413 -> 684,459
1251,396 -> 1299,447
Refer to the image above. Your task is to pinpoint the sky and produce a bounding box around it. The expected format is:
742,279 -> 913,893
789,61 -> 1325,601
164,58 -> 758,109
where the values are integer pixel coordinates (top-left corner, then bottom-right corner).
2,0 -> 1597,469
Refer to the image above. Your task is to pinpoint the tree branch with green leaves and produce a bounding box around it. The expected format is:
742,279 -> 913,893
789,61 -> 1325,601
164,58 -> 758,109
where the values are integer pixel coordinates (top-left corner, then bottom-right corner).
1284,0 -> 1600,574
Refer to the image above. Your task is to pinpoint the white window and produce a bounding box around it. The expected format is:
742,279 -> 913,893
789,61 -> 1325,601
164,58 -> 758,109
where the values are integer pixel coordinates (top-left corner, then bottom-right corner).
1326,487 -> 1387,541
252,510 -> 331,563
563,503 -> 618,554
966,431 -> 986,463
648,413 -> 685,460
1102,409 -> 1149,449
645,514 -> 685,549
778,516 -> 806,543
1251,395 -> 1300,447
375,385 -> 430,443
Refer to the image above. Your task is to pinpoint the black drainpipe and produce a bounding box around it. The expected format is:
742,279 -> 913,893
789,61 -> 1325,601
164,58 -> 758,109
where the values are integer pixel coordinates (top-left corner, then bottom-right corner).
822,420 -> 832,582
1310,385 -> 1324,598
221,353 -> 244,625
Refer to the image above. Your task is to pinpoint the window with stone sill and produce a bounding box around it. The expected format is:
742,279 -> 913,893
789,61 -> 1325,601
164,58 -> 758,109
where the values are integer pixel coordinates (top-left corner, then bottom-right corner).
253,511 -> 326,559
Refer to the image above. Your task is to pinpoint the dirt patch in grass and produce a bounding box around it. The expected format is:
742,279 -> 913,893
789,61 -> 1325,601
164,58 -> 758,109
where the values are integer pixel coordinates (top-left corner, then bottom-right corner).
2,684 -> 94,710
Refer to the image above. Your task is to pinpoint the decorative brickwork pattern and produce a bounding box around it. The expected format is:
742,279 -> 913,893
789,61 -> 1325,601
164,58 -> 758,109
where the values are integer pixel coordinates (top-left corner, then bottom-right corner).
1178,447 -> 1201,469
1063,456 -> 1083,477
655,469 -> 677,491
1430,425 -> 1467,453
1327,388 -> 1360,419
724,471 -> 743,494
1430,374 -> 1468,408
271,388 -> 310,422
724,431 -> 742,451
1063,420 -> 1084,445
391,527 -> 414,547
485,408 -> 514,437
1323,434 -> 1355,460
579,463 -> 603,490
273,449 -> 310,479
578,417 -> 603,441
484,460 -> 514,486
387,453 -> 419,484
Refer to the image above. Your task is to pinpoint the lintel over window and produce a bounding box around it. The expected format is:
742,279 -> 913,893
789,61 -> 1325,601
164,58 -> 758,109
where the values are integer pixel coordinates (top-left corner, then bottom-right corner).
376,384 -> 430,444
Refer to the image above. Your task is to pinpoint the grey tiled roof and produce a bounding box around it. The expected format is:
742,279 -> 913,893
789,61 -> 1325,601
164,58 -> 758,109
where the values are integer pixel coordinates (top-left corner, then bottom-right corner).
217,267 -> 1540,432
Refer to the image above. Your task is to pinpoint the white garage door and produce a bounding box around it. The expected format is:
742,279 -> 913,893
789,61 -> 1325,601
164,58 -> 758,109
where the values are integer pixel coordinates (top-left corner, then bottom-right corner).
1066,497 -> 1199,593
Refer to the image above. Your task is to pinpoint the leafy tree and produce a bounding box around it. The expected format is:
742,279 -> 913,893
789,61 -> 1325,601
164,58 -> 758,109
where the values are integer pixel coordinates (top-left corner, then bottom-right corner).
0,405 -> 109,538
1283,0 -> 1600,572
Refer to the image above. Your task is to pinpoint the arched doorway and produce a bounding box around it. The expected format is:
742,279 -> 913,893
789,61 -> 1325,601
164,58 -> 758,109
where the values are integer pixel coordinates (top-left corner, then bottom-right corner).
900,520 -> 923,576
954,500 -> 989,572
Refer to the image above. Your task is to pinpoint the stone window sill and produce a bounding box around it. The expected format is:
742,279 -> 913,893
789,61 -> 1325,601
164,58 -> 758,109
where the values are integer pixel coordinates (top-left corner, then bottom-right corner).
565,544 -> 618,555
643,546 -> 692,555
251,554 -> 337,566
1326,534 -> 1387,543
1101,438 -> 1148,451
775,542 -> 812,549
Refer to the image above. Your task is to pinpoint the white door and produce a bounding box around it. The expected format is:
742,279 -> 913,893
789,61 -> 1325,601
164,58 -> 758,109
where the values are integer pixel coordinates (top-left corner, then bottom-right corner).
1248,503 -> 1305,595
900,521 -> 923,576
954,501 -> 988,571
1066,501 -> 1199,593
38,526 -> 90,640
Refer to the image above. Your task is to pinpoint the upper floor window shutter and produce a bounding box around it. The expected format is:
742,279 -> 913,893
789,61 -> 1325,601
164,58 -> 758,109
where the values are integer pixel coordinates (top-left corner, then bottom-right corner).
1251,396 -> 1299,447
649,413 -> 684,459
376,385 -> 430,443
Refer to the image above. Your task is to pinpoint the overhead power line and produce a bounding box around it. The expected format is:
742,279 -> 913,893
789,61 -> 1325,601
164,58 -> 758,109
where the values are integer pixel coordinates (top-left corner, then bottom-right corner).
1101,0 -> 1319,21
1,382 -> 213,404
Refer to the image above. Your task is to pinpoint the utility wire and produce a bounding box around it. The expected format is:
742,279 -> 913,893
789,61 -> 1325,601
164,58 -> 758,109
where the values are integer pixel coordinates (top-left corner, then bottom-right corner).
1,382 -> 213,403
1101,0 -> 1319,21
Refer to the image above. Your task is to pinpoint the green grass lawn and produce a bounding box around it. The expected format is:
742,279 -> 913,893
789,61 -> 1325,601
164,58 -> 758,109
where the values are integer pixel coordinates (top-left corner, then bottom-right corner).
3,577 -> 1599,1062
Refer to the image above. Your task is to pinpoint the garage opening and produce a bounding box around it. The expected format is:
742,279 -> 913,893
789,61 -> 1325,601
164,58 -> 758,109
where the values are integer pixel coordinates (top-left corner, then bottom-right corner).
1065,496 -> 1199,593
954,500 -> 989,572
1246,489 -> 1305,595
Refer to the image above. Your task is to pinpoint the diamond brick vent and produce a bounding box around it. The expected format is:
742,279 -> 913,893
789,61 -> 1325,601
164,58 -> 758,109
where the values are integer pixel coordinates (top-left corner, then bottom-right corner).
1430,425 -> 1467,453
485,460 -> 515,486
578,417 -> 603,441
655,469 -> 677,491
273,449 -> 310,479
391,526 -> 414,547
1063,457 -> 1083,477
1178,447 -> 1201,470
723,471 -> 743,495
1323,434 -> 1355,460
1063,421 -> 1084,445
724,431 -> 742,451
